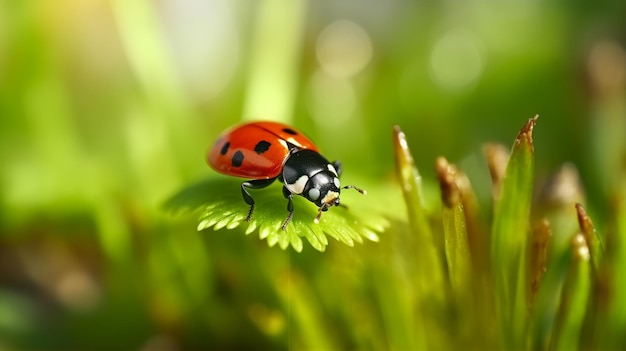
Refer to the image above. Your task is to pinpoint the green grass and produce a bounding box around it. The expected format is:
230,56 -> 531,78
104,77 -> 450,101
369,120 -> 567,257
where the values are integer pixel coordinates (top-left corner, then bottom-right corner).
157,116 -> 624,350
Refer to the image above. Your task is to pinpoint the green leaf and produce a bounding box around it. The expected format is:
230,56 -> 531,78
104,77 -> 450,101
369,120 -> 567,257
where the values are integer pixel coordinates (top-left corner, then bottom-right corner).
164,177 -> 387,252
491,115 -> 538,347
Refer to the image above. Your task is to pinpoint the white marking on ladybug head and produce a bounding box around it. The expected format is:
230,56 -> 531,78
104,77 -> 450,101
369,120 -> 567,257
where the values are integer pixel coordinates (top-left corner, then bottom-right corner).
287,175 -> 309,195
308,188 -> 321,201
333,177 -> 340,188
327,164 -> 338,176
321,190 -> 339,206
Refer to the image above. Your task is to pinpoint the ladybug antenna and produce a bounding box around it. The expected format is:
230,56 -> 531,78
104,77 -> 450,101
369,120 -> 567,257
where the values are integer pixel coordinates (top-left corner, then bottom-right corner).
342,185 -> 367,195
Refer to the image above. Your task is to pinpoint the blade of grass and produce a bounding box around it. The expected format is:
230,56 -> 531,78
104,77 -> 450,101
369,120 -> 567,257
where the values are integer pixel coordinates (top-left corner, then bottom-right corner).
436,157 -> 472,296
393,126 -> 433,239
529,219 -> 551,309
529,233 -> 570,351
272,269 -> 338,351
372,263 -> 424,351
552,233 -> 591,351
575,203 -> 603,272
393,126 -> 444,288
242,0 -> 306,123
110,0 -> 200,184
437,157 -> 484,348
484,143 -> 510,201
491,115 -> 538,348
456,165 -> 488,274
392,126 -> 446,349
455,163 -> 497,348
608,177 -> 626,347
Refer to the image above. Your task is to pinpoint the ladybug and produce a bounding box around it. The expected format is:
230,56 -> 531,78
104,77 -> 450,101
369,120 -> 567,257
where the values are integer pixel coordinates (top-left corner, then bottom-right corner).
207,121 -> 365,230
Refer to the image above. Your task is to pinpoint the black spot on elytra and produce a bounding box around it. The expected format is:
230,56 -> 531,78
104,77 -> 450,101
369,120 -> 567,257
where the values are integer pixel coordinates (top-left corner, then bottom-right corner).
282,128 -> 298,135
220,141 -> 230,155
254,140 -> 271,154
232,150 -> 244,167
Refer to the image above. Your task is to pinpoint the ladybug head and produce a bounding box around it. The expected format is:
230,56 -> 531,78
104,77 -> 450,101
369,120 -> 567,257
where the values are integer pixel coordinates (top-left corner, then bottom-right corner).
303,170 -> 341,209
302,170 -> 366,223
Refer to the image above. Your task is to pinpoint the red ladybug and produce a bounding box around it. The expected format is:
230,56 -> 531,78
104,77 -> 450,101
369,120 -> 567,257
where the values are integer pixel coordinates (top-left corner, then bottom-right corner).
208,121 -> 365,230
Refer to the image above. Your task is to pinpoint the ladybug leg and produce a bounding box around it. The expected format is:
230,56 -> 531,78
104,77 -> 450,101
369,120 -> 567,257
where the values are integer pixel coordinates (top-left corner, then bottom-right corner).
241,178 -> 276,221
281,186 -> 295,230
332,160 -> 343,178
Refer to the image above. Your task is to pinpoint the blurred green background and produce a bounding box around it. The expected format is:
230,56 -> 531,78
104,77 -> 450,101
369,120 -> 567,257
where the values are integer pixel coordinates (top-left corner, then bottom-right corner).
1,0 -> 625,350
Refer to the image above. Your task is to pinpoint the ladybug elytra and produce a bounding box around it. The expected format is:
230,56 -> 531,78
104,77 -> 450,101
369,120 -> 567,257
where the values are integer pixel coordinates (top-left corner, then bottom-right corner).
207,121 -> 365,230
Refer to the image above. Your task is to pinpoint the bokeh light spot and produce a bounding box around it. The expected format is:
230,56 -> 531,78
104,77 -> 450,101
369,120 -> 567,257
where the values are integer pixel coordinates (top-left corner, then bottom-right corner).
161,0 -> 239,100
429,29 -> 484,91
316,20 -> 373,79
